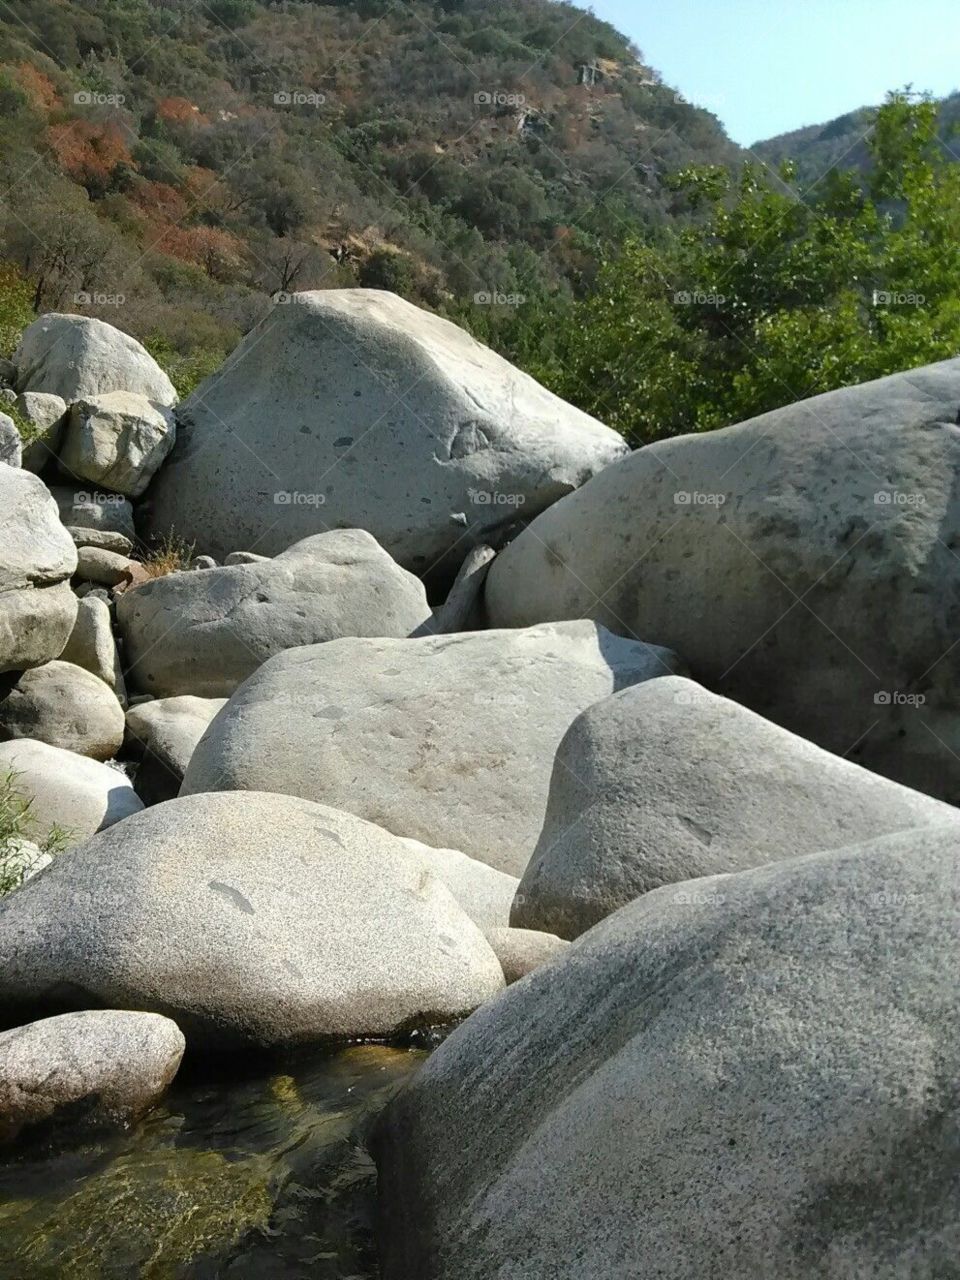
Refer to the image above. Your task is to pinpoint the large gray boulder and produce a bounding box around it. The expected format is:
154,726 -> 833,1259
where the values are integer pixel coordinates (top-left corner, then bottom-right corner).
0,739 -> 143,846
515,676 -> 960,938
59,392 -> 176,497
373,829 -> 960,1280
125,695 -> 227,804
143,290 -> 627,578
0,792 -> 504,1048
117,529 -> 431,697
485,357 -> 960,803
14,314 -> 176,406
182,622 -> 683,874
0,1010 -> 184,1143
0,660 -> 125,760
0,466 -> 77,674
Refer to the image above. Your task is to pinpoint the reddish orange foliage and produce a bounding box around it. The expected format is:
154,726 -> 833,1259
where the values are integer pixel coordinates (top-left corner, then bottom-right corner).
130,180 -> 189,223
14,62 -> 60,111
156,97 -> 208,125
150,223 -> 245,276
46,120 -> 132,187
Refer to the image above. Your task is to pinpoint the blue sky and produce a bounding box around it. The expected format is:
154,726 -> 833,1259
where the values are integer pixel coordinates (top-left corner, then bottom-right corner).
587,0 -> 960,145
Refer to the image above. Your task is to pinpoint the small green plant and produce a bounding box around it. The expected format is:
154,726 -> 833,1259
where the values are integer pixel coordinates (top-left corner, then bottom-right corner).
2,398 -> 41,445
0,770 -> 68,898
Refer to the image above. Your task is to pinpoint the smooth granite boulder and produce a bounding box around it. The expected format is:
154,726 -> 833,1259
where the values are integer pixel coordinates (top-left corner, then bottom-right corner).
144,290 -> 626,579
374,829 -> 960,1279
514,676 -> 960,937
485,357 -> 960,802
0,792 -> 505,1048
182,622 -> 684,874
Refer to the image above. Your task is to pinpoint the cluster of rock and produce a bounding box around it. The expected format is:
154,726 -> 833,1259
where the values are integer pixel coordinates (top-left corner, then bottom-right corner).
0,294 -> 956,1276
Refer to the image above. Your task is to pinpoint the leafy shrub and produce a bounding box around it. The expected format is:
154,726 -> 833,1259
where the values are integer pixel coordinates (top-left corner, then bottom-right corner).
0,261 -> 34,358
534,93 -> 960,444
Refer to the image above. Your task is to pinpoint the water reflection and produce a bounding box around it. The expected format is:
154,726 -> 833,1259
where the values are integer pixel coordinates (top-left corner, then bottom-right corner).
0,1041 -> 426,1278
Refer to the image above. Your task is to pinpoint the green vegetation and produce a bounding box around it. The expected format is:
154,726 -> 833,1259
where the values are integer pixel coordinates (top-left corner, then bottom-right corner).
0,0 -> 733,375
0,0 -> 954,451
0,771 -> 69,898
521,93 -> 960,444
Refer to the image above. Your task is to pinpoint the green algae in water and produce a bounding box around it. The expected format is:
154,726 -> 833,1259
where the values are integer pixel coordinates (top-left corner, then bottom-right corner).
0,1043 -> 425,1279
1,1149 -> 274,1278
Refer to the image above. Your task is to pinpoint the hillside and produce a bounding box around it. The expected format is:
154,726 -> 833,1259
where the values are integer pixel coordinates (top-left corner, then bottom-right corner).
753,89 -> 960,188
0,0 -> 737,382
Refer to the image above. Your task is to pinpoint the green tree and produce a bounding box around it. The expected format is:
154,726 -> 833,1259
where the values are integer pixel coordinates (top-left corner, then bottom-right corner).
536,92 -> 960,444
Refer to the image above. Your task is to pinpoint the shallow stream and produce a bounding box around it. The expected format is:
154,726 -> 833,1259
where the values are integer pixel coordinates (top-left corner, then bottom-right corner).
0,1042 -> 425,1278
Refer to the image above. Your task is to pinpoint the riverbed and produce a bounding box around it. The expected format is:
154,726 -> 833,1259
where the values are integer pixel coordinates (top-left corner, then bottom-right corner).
0,1041 -> 426,1278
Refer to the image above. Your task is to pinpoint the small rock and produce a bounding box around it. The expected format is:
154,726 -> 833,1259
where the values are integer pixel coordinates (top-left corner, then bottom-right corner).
15,392 -> 67,473
189,555 -> 217,570
0,469 -> 77,674
0,413 -> 22,466
485,927 -> 568,984
0,839 -> 51,894
0,1010 -> 184,1144
125,695 -> 227,804
224,551 -> 269,565
65,526 -> 134,556
76,545 -> 138,587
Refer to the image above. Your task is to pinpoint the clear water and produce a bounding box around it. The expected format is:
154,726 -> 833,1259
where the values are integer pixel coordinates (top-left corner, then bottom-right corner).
0,1042 -> 426,1279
